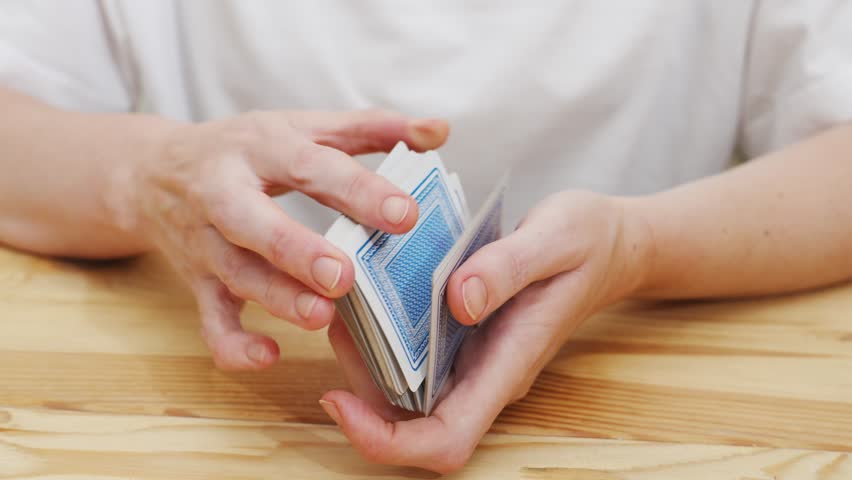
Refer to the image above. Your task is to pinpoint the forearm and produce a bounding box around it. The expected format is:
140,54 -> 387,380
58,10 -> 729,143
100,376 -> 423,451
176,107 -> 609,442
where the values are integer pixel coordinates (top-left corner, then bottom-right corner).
0,87 -> 181,258
630,125 -> 852,299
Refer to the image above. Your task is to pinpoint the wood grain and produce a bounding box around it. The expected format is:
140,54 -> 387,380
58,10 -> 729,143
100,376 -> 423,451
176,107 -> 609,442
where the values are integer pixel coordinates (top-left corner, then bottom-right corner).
2,406 -> 851,480
1,245 -> 852,476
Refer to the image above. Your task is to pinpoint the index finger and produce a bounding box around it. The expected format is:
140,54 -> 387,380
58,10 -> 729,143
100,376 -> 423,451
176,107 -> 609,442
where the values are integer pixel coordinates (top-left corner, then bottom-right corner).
287,109 -> 450,156
256,139 -> 420,235
303,143 -> 421,233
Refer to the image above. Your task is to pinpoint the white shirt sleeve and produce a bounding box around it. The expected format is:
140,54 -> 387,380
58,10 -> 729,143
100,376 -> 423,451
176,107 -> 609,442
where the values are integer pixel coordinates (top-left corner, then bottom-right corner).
0,0 -> 133,112
739,0 -> 852,158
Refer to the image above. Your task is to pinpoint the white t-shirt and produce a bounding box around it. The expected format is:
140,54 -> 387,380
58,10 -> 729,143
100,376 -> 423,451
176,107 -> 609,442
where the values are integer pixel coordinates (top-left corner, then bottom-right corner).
1,1 -> 851,230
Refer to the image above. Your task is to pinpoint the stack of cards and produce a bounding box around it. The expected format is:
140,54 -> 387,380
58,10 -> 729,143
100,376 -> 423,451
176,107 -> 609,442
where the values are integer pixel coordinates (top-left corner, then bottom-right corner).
325,142 -> 505,414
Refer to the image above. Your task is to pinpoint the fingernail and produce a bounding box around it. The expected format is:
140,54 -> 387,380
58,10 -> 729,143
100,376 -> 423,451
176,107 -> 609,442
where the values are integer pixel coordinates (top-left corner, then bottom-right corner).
462,276 -> 488,322
319,399 -> 342,425
381,196 -> 410,225
295,292 -> 319,319
408,119 -> 442,146
247,343 -> 268,364
312,256 -> 342,291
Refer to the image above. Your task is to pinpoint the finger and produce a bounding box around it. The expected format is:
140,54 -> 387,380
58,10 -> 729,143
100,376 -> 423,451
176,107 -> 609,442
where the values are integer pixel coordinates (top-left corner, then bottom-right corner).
194,276 -> 280,371
323,270 -> 587,472
446,214 -> 584,325
320,390 -> 465,473
206,187 -> 354,298
201,226 -> 335,330
254,140 -> 419,235
288,109 -> 450,155
325,315 -> 415,422
321,287 -> 559,473
320,331 -> 504,474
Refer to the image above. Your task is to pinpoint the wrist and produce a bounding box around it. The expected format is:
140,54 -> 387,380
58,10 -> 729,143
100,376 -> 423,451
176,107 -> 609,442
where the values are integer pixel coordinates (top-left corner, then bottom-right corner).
102,115 -> 185,249
610,195 -> 658,301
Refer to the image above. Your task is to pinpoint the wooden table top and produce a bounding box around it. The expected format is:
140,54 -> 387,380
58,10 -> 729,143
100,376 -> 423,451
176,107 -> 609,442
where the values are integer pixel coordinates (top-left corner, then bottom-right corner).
1,245 -> 851,479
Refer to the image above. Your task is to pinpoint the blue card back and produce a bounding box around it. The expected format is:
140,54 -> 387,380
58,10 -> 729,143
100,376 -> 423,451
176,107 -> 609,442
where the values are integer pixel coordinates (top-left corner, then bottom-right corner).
430,188 -> 504,402
357,168 -> 465,372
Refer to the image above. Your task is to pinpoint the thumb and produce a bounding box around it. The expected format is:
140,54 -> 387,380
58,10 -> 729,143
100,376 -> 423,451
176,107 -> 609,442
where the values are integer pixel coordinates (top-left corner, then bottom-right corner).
446,214 -> 583,325
291,109 -> 450,155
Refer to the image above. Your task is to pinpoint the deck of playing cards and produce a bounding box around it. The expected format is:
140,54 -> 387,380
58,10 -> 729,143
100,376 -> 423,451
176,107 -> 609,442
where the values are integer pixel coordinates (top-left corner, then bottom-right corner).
325,142 -> 506,414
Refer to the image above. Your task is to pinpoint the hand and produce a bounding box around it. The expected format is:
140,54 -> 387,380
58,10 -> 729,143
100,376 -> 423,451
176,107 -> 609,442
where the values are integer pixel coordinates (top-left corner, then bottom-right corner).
321,191 -> 653,473
125,109 -> 448,370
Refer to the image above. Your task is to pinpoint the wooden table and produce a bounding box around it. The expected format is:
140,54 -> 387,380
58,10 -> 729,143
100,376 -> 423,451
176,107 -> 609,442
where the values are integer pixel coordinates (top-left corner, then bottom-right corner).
1,246 -> 851,479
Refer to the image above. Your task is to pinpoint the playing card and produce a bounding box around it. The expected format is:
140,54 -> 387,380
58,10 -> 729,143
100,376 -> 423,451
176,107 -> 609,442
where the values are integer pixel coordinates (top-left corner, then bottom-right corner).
324,143 -> 506,412
349,160 -> 465,390
424,173 -> 507,415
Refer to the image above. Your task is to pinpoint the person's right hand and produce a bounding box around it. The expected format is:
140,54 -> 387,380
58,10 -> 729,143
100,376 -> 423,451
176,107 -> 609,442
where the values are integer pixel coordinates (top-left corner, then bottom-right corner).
127,109 -> 448,370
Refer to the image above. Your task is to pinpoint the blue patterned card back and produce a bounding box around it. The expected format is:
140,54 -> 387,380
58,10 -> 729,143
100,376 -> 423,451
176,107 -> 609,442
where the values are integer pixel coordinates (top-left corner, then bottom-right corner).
357,169 -> 464,371
431,192 -> 503,399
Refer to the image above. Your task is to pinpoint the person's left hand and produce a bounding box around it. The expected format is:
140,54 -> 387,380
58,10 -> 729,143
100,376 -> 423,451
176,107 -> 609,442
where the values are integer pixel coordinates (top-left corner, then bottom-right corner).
320,190 -> 654,473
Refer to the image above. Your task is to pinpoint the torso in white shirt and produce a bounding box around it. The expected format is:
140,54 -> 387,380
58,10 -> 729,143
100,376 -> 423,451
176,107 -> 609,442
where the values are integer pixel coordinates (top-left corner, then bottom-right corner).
2,1 -> 850,230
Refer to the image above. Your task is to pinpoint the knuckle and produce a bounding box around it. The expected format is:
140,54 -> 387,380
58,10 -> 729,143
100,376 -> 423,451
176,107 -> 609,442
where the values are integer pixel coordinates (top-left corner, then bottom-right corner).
229,111 -> 268,145
267,224 -> 294,266
206,189 -> 242,230
507,247 -> 529,292
219,247 -> 247,288
260,271 -> 280,307
286,143 -> 320,188
342,167 -> 372,207
211,113 -> 268,161
262,274 -> 294,318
